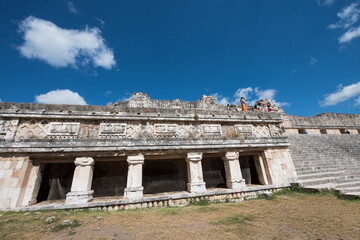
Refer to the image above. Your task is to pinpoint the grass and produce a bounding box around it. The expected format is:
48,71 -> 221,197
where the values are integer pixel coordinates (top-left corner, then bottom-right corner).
1,190 -> 360,239
211,214 -> 254,226
159,207 -> 183,215
51,219 -> 81,232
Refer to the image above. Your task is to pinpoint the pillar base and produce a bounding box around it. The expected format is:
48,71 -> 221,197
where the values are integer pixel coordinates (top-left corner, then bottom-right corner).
227,179 -> 246,190
65,190 -> 93,204
124,187 -> 143,200
187,182 -> 206,193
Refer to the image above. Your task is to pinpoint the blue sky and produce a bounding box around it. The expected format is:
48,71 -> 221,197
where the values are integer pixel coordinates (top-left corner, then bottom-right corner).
1,0 -> 360,116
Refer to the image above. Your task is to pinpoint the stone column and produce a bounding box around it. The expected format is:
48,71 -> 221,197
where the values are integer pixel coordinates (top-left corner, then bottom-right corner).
65,157 -> 95,204
254,154 -> 269,185
124,154 -> 145,200
186,152 -> 206,193
221,152 -> 246,190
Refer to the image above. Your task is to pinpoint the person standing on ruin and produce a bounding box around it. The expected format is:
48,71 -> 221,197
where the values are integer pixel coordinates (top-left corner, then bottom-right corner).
241,97 -> 247,111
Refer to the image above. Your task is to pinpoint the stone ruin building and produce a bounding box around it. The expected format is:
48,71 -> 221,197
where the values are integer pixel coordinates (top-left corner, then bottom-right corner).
0,92 -> 359,211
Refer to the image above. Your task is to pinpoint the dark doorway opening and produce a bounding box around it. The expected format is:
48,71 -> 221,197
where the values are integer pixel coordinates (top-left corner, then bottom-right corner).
202,157 -> 226,188
37,162 -> 75,202
91,161 -> 127,197
143,159 -> 187,194
239,156 -> 260,185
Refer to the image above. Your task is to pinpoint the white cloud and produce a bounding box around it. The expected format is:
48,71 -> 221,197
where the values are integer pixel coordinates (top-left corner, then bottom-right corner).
35,89 -> 87,105
212,93 -> 230,105
327,3 -> 360,45
66,1 -> 78,15
320,81 -> 360,107
105,90 -> 113,96
96,18 -> 105,26
213,87 -> 289,108
309,56 -> 318,65
339,26 -> 360,43
317,0 -> 336,6
17,16 -> 116,69
356,96 -> 360,106
234,87 -> 253,105
328,3 -> 360,29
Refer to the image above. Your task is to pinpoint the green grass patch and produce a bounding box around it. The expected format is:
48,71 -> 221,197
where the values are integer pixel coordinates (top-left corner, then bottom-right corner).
160,207 -> 183,215
51,220 -> 81,232
197,206 -> 218,213
211,214 -> 254,226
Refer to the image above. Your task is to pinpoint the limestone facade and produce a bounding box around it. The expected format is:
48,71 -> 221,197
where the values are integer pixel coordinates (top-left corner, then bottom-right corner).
0,93 -> 299,210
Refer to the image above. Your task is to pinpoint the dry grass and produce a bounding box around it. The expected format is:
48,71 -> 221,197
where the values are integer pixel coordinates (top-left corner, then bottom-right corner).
1,192 -> 360,240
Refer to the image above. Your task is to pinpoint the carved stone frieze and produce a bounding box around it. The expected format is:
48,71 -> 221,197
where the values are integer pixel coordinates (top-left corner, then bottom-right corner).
201,124 -> 222,136
234,125 -> 252,134
154,124 -> 178,136
99,123 -> 126,136
48,122 -> 80,137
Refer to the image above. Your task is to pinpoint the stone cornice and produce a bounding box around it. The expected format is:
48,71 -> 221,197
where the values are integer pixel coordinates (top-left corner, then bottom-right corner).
0,137 -> 290,154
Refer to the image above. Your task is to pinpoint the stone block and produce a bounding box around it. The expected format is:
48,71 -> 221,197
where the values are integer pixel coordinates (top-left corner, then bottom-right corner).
187,182 -> 206,193
124,187 -> 143,200
11,169 -> 21,178
65,190 -> 93,204
16,160 -> 24,169
4,161 -> 11,170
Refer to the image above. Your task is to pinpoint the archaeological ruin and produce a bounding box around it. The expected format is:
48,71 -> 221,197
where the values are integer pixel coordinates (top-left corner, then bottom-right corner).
0,92 -> 359,211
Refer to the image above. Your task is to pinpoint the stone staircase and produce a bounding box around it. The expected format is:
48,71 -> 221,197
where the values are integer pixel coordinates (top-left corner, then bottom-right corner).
288,135 -> 360,197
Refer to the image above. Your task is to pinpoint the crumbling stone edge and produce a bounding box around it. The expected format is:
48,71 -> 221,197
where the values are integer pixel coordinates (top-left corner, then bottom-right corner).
1,185 -> 283,212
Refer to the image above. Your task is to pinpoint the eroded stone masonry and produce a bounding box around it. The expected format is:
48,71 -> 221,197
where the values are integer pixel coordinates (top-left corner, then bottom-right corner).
0,93 -> 359,211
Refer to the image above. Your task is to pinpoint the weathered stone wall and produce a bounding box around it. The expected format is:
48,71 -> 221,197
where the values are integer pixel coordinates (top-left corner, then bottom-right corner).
0,156 -> 34,209
282,113 -> 360,135
283,113 -> 360,129
263,148 -> 298,186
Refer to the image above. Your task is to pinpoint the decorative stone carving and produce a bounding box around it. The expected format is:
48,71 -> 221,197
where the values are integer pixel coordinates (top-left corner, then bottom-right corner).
99,123 -> 126,136
48,122 -> 80,136
186,152 -> 206,193
269,124 -> 284,136
198,95 -> 219,110
127,92 -> 151,108
252,124 -> 271,137
234,125 -> 252,134
1,119 -> 19,139
201,124 -> 222,136
154,124 -> 178,136
200,95 -> 217,105
0,126 -> 6,135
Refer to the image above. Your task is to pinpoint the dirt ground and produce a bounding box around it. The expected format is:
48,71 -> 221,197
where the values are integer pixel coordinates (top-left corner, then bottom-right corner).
1,192 -> 360,240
